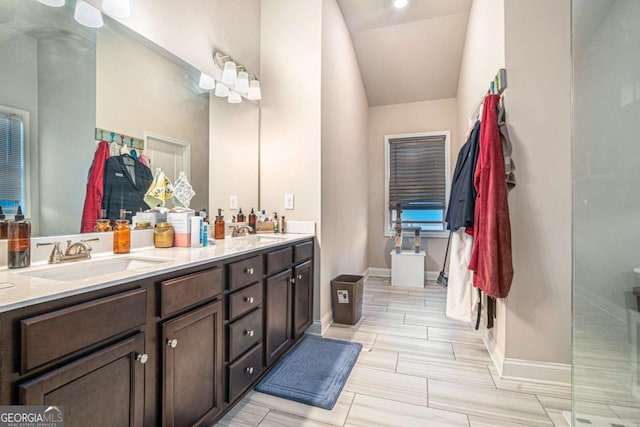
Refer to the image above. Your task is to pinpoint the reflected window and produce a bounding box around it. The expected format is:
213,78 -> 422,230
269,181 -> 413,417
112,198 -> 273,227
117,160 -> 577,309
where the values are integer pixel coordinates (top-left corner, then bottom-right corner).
0,108 -> 26,217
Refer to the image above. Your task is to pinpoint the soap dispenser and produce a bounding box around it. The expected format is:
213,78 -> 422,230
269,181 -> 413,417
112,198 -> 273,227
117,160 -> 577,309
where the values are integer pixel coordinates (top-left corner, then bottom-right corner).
113,209 -> 132,254
8,206 -> 31,269
214,209 -> 225,240
0,206 -> 7,240
273,212 -> 279,233
248,208 -> 257,232
237,208 -> 245,223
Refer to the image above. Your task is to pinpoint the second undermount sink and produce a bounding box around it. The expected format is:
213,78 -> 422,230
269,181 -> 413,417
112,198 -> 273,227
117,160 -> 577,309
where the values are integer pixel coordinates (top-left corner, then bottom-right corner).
17,256 -> 172,282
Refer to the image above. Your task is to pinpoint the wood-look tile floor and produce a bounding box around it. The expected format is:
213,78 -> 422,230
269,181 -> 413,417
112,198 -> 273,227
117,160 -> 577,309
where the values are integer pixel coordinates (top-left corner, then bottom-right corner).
216,277 -> 570,426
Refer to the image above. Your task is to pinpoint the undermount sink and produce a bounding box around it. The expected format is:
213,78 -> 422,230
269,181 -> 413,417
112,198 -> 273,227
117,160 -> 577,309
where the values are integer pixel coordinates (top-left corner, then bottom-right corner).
234,234 -> 287,243
16,256 -> 172,282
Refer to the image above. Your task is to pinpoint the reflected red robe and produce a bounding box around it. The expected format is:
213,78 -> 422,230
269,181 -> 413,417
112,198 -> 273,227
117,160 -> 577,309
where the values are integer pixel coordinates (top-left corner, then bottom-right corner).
80,140 -> 110,233
468,94 -> 513,298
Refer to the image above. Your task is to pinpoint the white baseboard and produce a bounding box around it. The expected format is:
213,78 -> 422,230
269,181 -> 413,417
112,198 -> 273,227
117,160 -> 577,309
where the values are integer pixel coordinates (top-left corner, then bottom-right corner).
483,327 -> 570,385
576,287 -> 626,323
366,267 -> 438,282
307,310 -> 333,336
483,329 -> 505,377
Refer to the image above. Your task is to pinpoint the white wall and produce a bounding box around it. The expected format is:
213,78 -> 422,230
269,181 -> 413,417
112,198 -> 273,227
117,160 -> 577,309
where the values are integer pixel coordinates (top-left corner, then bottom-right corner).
368,98 -> 458,274
0,34 -> 39,232
455,0 -> 508,361
86,0 -> 261,77
321,0 -> 369,325
209,96 -> 260,216
38,35 -> 96,236
502,0 -> 572,365
456,0 -> 571,368
96,26 -> 209,211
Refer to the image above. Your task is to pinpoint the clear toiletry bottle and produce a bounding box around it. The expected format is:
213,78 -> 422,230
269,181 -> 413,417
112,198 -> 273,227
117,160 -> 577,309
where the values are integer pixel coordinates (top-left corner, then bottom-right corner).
8,206 -> 31,269
0,206 -> 7,240
273,212 -> 279,233
113,209 -> 132,254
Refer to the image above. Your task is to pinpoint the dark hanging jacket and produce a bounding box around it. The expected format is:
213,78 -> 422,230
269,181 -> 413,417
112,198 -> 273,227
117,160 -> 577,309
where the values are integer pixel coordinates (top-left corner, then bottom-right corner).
468,94 -> 513,299
445,120 -> 481,231
102,155 -> 153,222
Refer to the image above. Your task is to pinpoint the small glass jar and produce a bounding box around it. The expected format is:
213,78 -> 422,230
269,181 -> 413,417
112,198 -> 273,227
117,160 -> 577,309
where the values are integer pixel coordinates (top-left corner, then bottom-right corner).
154,222 -> 174,248
95,219 -> 112,232
113,219 -> 131,254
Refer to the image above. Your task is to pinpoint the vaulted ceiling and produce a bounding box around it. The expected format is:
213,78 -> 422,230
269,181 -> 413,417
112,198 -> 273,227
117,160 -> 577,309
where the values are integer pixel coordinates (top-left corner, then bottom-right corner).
337,0 -> 472,106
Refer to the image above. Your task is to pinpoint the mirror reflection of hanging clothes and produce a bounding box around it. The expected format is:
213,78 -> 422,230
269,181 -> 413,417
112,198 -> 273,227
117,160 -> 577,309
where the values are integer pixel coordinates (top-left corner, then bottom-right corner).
102,153 -> 153,222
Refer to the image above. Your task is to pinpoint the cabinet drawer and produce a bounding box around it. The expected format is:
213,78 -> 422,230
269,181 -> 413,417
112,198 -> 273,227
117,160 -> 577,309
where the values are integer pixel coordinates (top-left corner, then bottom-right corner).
265,247 -> 293,275
227,344 -> 263,403
294,241 -> 313,263
228,308 -> 262,361
228,255 -> 263,290
160,267 -> 222,317
21,288 -> 147,372
228,282 -> 263,321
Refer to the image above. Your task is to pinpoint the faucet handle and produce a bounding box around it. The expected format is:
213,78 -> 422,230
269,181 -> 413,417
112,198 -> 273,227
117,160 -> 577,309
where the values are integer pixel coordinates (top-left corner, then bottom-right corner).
36,241 -> 61,248
36,242 -> 64,264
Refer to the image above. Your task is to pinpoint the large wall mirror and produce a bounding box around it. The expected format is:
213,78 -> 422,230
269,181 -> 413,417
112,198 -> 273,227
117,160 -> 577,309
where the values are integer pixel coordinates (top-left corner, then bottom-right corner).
0,0 -> 260,237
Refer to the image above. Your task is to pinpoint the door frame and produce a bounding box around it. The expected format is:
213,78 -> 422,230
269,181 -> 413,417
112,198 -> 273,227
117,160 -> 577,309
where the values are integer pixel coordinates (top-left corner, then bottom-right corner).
143,131 -> 191,181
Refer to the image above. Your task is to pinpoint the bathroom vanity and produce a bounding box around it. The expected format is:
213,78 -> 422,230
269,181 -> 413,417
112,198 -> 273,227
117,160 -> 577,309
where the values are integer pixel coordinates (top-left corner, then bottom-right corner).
0,234 -> 314,426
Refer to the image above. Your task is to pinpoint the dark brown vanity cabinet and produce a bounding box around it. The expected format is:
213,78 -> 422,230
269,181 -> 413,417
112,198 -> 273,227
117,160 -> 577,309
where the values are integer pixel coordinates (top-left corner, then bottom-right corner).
0,237 -> 314,426
19,333 -> 146,427
265,268 -> 293,366
292,260 -> 313,340
162,300 -> 223,427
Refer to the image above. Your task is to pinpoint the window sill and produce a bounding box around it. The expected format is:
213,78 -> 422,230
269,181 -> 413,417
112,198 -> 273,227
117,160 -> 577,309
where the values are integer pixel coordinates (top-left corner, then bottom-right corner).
384,230 -> 450,239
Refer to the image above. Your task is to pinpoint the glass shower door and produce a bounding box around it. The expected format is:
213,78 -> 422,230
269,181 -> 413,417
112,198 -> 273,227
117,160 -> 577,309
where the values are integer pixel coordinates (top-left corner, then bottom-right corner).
573,1 -> 640,425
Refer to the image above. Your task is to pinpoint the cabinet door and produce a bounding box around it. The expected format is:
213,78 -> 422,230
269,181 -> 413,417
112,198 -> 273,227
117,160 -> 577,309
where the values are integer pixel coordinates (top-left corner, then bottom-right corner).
162,300 -> 223,427
265,269 -> 292,366
293,260 -> 313,340
19,333 -> 145,427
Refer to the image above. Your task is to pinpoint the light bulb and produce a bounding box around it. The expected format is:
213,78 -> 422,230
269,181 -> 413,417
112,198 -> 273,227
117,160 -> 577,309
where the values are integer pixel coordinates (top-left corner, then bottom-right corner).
214,83 -> 229,97
102,0 -> 131,18
74,0 -> 104,28
198,72 -> 216,90
221,61 -> 237,87
235,71 -> 249,94
38,0 -> 65,7
393,0 -> 408,8
228,91 -> 242,104
248,80 -> 261,101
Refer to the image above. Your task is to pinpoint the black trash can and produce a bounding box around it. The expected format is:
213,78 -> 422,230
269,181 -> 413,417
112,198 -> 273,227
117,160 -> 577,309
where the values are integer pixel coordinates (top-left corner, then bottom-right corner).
331,275 -> 364,325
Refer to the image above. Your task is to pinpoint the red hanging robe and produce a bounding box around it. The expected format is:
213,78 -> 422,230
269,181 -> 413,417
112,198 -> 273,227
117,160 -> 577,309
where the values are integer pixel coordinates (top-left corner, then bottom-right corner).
80,140 -> 110,233
468,94 -> 513,298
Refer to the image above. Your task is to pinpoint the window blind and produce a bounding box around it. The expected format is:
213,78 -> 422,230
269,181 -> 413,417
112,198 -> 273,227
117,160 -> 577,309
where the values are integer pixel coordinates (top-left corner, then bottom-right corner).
0,113 -> 24,204
388,135 -> 446,209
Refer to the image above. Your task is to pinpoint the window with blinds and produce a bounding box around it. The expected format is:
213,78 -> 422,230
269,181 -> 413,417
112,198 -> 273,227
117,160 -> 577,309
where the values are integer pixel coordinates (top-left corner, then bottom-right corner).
0,112 -> 25,216
385,132 -> 450,234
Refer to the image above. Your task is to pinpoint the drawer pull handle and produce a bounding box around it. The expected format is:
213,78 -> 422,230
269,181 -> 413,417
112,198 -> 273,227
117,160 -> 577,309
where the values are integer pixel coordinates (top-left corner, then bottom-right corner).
296,274 -> 303,280
136,353 -> 149,364
244,296 -> 255,304
244,329 -> 255,337
245,366 -> 254,375
245,267 -> 255,275
167,339 -> 178,348
291,278 -> 296,284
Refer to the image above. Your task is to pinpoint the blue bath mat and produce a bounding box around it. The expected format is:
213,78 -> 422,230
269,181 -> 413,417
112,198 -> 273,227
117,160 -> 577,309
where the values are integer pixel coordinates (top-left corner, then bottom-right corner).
255,335 -> 362,409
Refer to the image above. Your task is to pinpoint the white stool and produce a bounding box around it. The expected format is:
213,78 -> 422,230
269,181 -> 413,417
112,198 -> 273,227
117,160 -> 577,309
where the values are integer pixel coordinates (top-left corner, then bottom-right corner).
390,250 -> 426,288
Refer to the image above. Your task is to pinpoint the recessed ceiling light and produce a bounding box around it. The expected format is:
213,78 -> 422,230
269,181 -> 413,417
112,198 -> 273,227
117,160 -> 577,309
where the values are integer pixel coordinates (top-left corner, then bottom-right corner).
393,0 -> 408,9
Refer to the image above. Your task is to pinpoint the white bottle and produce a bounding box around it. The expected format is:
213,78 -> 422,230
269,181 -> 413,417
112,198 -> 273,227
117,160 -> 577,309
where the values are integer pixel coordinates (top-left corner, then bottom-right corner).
190,216 -> 204,247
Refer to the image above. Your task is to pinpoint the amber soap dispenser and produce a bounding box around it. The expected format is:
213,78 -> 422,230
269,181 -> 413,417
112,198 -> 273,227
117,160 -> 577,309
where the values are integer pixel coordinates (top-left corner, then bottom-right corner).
113,209 -> 132,254
214,209 -> 225,240
0,206 -> 8,240
8,206 -> 31,269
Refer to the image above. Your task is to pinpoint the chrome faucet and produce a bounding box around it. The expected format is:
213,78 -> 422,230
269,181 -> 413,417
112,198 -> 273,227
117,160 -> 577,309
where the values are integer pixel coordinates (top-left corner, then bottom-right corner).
231,225 -> 254,237
37,238 -> 100,264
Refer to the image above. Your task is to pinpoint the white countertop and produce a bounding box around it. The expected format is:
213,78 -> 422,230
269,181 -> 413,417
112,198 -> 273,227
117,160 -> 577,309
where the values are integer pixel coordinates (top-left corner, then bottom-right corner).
0,233 -> 314,313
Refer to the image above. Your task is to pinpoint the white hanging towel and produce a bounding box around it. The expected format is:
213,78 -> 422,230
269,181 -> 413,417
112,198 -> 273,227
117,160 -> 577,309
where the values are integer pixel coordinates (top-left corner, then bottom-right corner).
446,228 -> 479,323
